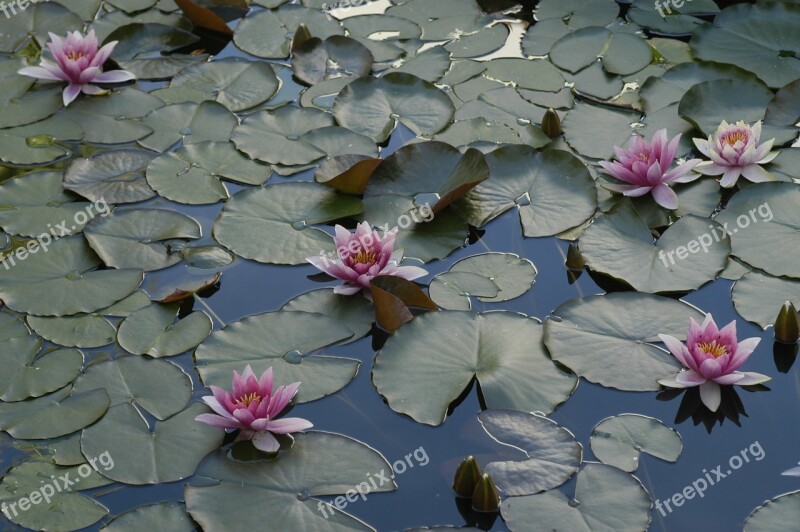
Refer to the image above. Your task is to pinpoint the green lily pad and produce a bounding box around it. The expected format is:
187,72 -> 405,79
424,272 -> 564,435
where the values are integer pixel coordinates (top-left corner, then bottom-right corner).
732,271 -> 800,329
0,459 -> 113,532
181,245 -> 235,269
550,27 -> 652,76
293,35 -> 373,85
194,310 -> 360,403
715,182 -> 800,279
102,502 -> 195,532
0,170 -> 94,238
766,79 -> 800,128
64,88 -> 162,145
430,253 -> 536,310
455,146 -> 597,236
678,78 -> 775,136
80,402 -> 223,485
500,463 -> 652,532
386,47 -> 451,83
537,0 -> 619,29
0,236 -> 143,316
0,87 -> 64,130
0,387 -> 110,439
432,119 -> 522,148
484,58 -> 565,92
169,58 -> 280,111
0,2 -> 82,52
101,290 -> 152,317
590,414 -> 682,473
478,409 -> 582,496
107,22 -> 199,61
28,314 -> 115,348
373,311 -> 578,426
139,101 -> 239,153
0,115 -> 83,166
333,72 -> 455,142
185,432 -> 394,530
213,182 -> 362,265
63,150 -> 157,204
580,201 -> 730,293
544,292 -> 704,391
118,54 -> 210,81
117,303 -> 212,357
690,2 -> 800,89
282,288 -> 374,344
562,102 -> 638,159
0,347 -> 83,402
627,0 -> 719,36
15,431 -> 85,466
744,491 -> 800,532
84,209 -> 202,272
234,4 -> 344,59
72,356 -> 192,420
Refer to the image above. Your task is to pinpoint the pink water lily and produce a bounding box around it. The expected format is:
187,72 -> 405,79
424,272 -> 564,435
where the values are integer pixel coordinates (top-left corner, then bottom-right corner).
693,120 -> 779,188
18,30 -> 135,106
657,314 -> 770,412
306,222 -> 428,295
195,365 -> 312,452
599,129 -> 702,210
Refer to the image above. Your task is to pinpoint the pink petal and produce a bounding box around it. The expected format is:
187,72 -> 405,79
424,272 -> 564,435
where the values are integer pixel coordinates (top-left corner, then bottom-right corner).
740,164 -> 775,184
195,413 -> 241,429
391,265 -> 428,281
92,69 -> 135,83
93,41 -> 118,66
334,284 -> 363,295
695,162 -> 727,176
62,83 -> 82,106
266,417 -> 314,434
658,334 -> 696,371
712,373 -> 745,385
651,184 -> 678,210
202,396 -> 234,418
727,337 -> 761,372
733,371 -> 771,386
18,66 -> 64,82
252,431 -> 281,452
693,137 -> 712,158
675,370 -> 707,386
719,167 -> 742,188
699,381 -> 721,411
698,358 -> 723,379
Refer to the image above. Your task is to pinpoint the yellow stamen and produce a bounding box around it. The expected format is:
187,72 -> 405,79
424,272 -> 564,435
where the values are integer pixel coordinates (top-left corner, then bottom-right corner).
697,340 -> 728,358
352,249 -> 376,264
238,392 -> 261,407
66,51 -> 87,61
722,131 -> 748,146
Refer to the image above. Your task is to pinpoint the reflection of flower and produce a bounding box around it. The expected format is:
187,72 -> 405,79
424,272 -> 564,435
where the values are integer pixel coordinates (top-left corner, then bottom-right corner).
306,222 -> 428,295
599,129 -> 701,210
195,365 -> 312,452
693,121 -> 778,188
657,315 -> 770,412
18,30 -> 135,106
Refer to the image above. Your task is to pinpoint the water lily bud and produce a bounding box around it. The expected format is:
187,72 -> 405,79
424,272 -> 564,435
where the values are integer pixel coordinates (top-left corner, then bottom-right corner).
541,108 -> 561,138
291,24 -> 313,52
453,456 -> 482,497
774,301 -> 800,343
471,474 -> 500,512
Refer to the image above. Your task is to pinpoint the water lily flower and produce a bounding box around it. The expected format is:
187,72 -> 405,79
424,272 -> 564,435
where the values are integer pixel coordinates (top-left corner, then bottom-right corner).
599,129 -> 702,210
18,30 -> 135,106
195,365 -> 312,452
693,120 -> 779,188
306,222 -> 428,295
657,314 -> 770,412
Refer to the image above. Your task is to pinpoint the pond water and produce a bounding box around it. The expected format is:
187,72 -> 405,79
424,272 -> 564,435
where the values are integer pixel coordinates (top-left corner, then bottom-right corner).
1,0 -> 799,531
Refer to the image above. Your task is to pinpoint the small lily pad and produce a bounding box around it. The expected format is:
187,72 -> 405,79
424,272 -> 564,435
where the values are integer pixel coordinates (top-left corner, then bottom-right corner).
63,150 -> 157,204
732,271 -> 800,329
0,387 -> 110,440
169,58 -> 279,111
27,314 -> 116,348
117,303 -> 212,357
0,347 -> 83,402
590,414 -> 682,473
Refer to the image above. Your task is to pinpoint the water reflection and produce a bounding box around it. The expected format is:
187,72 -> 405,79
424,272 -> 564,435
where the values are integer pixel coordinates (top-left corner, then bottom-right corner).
773,341 -> 798,373
657,385 -> 770,433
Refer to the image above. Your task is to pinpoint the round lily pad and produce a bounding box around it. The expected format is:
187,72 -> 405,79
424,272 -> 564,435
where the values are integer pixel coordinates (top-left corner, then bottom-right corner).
0,236 -> 143,317
0,347 -> 83,402
63,150 -> 157,204
744,491 -> 800,532
590,414 -> 682,473
678,78 -> 775,136
544,292 -> 704,391
84,209 -> 202,272
282,288 -> 374,344
102,502 -> 195,532
0,387 -> 110,440
169,58 -> 279,111
732,271 -> 800,329
194,310 -> 361,403
428,272 -> 499,311
27,314 -> 116,348
138,101 -> 239,153
373,311 -> 578,426
479,409 -> 582,496
292,35 -> 373,85
117,303 -> 212,357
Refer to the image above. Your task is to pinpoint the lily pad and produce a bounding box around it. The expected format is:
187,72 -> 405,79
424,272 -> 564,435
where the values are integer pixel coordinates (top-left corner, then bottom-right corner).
0,115 -> 83,166
333,72 -> 455,142
117,304 -> 212,357
72,356 -> 192,420
455,146 -> 597,236
0,347 -> 83,402
500,463 -> 652,532
185,432 -> 395,530
80,402 -> 223,485
478,409 -> 582,496
169,58 -> 279,111
544,292 -> 704,391
579,201 -> 730,293
63,150 -> 158,204
744,491 -> 800,532
562,102 -> 639,160
590,414 -> 682,473
732,271 -> 800,329
102,502 -> 195,532
373,311 -> 578,426
627,0 -> 719,36
27,314 -> 116,348
678,78 -> 775,136
0,459 -> 113,532
714,182 -> 800,279
690,2 -> 800,89
63,88 -> 161,145
0,2 -> 83,52
282,288 -> 374,344
293,35 -> 373,85
139,101 -> 239,153
428,272 -> 499,311
213,183 -> 362,265
194,310 -> 360,403
0,387 -> 110,439
537,0 -> 619,29
0,236 -> 143,316
84,209 -> 202,272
